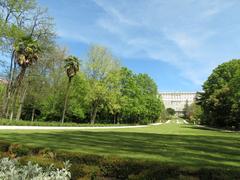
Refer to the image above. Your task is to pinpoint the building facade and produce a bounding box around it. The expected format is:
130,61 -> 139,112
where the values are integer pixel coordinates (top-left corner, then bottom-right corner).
160,92 -> 197,114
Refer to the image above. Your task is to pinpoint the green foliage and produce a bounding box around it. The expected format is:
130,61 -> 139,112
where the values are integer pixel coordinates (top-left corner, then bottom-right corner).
14,36 -> 41,69
182,101 -> 202,124
112,68 -> 164,124
188,103 -> 202,124
62,55 -> 80,123
0,0 -> 46,54
199,59 -> 240,129
85,45 -> 121,124
64,55 -> 80,79
0,157 -> 71,179
0,141 -> 10,152
67,73 -> 89,121
166,108 -> 175,115
8,144 -> 31,157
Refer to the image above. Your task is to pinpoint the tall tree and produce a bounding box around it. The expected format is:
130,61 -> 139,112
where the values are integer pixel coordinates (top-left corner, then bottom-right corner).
85,45 -> 120,124
0,0 -> 55,118
198,59 -> 240,129
9,35 -> 40,120
61,56 -> 80,123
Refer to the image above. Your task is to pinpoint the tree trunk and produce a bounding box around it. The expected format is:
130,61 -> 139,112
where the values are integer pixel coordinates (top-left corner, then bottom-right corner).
9,67 -> 26,121
16,87 -> 27,120
90,106 -> 98,124
31,108 -> 35,122
115,113 -> 119,124
113,114 -> 116,124
61,78 -> 72,124
2,51 -> 15,117
117,113 -> 121,124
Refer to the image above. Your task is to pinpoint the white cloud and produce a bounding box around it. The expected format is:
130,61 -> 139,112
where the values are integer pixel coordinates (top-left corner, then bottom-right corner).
56,0 -> 240,87
57,30 -> 90,44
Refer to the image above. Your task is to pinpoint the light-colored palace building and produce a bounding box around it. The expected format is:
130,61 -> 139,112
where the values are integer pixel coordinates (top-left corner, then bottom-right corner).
160,92 -> 197,114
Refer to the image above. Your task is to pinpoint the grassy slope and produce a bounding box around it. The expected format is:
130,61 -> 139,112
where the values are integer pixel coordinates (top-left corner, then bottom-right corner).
0,120 -> 239,170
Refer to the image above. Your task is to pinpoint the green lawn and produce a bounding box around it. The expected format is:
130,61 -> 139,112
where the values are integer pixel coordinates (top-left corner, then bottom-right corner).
0,120 -> 239,170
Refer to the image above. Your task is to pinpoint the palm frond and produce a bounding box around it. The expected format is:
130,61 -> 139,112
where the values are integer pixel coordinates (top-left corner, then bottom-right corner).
64,55 -> 80,78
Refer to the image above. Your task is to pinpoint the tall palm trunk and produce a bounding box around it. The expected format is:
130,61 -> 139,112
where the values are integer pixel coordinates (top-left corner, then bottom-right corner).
61,78 -> 72,123
9,67 -> 27,120
16,87 -> 27,120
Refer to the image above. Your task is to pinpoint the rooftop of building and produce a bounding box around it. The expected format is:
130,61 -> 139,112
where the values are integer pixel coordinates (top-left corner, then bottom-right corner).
159,92 -> 197,94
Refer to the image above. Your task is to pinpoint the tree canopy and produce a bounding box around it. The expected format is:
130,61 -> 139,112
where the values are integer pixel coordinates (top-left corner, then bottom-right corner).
198,59 -> 240,129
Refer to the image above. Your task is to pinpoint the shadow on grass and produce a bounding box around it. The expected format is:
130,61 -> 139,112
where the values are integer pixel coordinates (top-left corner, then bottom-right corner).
186,125 -> 240,132
0,130 -> 239,169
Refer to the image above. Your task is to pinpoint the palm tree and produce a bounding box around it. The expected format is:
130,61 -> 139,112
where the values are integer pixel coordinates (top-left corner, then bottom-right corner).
14,36 -> 40,90
9,36 -> 40,120
61,56 -> 80,123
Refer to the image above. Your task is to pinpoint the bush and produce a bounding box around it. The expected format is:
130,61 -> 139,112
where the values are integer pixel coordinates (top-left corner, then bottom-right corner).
0,118 -> 131,127
0,157 -> 71,179
8,144 -> 31,157
0,141 -> 10,152
166,108 -> 176,116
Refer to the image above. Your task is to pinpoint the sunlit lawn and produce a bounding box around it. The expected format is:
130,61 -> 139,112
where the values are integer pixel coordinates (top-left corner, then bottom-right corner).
0,121 -> 239,169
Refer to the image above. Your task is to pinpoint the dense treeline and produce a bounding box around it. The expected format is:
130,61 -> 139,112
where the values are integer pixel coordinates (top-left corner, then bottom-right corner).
0,0 -> 164,124
19,46 -> 164,124
198,59 -> 240,129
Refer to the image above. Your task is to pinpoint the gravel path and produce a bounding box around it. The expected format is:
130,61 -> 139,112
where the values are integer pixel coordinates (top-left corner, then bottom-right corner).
0,119 -> 190,130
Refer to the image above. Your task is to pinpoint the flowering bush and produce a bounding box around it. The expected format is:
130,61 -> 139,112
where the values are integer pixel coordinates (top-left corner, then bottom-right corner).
0,158 -> 71,180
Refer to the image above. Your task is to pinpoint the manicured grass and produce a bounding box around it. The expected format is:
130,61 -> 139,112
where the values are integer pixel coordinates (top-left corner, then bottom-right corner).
0,121 -> 239,170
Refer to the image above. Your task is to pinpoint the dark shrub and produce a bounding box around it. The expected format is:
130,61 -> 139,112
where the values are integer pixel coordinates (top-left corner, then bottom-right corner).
0,141 -> 10,152
8,144 -> 31,157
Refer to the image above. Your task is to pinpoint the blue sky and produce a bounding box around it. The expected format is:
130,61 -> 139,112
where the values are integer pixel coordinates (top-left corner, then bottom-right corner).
38,0 -> 240,92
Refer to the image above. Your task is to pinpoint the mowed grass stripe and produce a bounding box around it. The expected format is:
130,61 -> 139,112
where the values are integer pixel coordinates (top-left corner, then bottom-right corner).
0,123 -> 239,169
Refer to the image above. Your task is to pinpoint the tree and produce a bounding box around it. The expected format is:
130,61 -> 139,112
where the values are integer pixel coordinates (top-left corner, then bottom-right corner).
116,68 -> 164,124
0,0 -> 55,118
188,102 -> 202,124
166,108 -> 175,116
0,0 -> 36,117
198,59 -> 240,129
61,56 -> 80,123
182,100 -> 202,124
85,45 -> 120,124
10,35 -> 40,120
14,36 -> 40,87
67,72 -> 90,123
182,100 -> 190,119
0,83 -> 6,117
